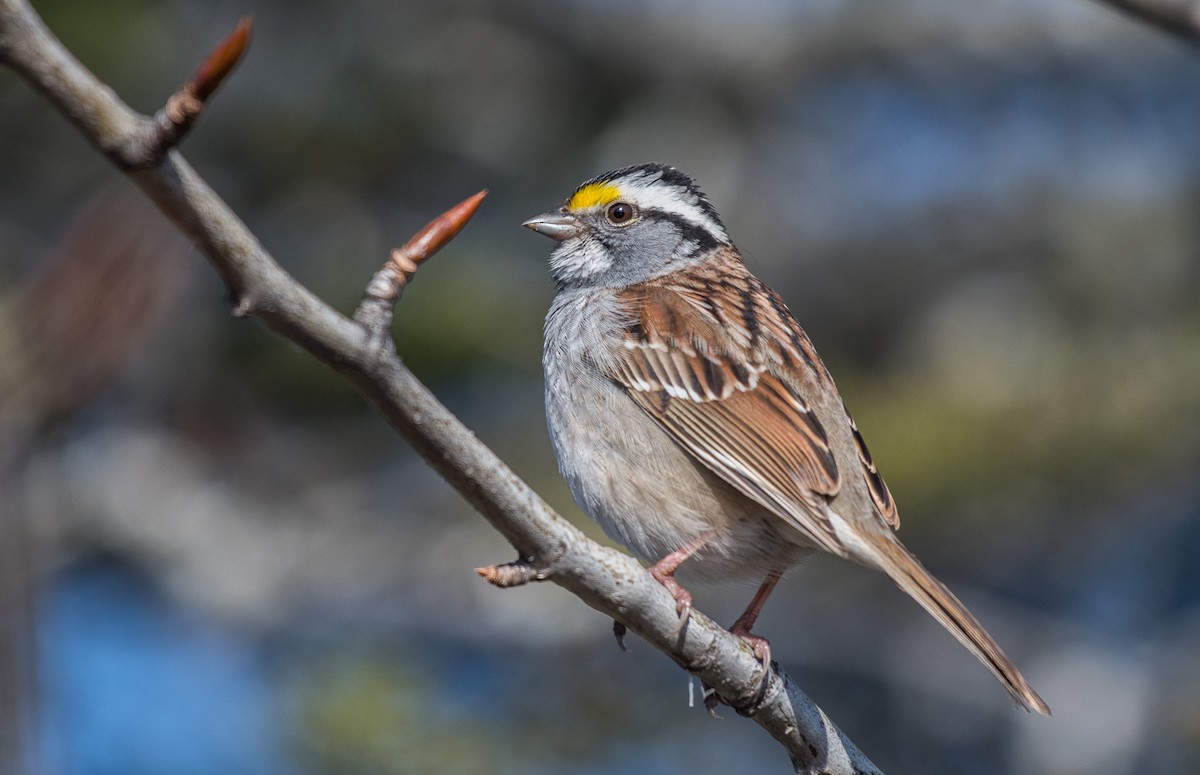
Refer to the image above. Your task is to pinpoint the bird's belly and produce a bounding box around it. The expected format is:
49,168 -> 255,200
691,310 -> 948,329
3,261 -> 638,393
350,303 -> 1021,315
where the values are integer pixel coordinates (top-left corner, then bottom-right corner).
545,370 -> 809,581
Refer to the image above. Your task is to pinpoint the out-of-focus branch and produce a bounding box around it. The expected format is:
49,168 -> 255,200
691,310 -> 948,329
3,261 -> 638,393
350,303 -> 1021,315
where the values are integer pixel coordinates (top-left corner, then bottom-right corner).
0,2 -> 883,772
0,194 -> 184,452
0,193 -> 185,775
1089,0 -> 1200,43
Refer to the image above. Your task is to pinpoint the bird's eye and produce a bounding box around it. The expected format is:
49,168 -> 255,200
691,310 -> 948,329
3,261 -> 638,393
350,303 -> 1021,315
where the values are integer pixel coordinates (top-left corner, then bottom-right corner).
606,202 -> 635,225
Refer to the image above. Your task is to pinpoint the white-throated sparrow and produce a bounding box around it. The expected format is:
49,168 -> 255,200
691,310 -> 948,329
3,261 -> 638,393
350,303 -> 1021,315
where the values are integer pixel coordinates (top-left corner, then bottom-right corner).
525,163 -> 1049,714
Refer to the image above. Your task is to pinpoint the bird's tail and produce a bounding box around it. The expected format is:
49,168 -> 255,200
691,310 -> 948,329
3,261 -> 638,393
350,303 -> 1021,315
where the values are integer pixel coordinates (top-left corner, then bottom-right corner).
869,535 -> 1050,715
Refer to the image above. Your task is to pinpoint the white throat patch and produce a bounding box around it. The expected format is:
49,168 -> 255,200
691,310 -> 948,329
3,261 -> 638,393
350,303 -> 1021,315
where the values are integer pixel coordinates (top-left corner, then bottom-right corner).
549,237 -> 612,286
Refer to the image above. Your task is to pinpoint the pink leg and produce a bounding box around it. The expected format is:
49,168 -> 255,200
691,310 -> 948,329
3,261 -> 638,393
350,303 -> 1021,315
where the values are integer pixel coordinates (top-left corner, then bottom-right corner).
729,568 -> 784,664
647,531 -> 715,621
703,567 -> 785,716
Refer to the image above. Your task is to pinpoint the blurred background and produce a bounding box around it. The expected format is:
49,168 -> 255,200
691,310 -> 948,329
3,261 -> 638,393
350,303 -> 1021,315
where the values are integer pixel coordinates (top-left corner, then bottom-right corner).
2,0 -> 1200,772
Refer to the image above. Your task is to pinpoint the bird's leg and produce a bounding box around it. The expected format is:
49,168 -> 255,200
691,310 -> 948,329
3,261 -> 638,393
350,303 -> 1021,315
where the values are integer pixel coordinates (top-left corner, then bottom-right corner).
647,531 -> 716,621
703,567 -> 784,716
612,532 -> 715,649
729,568 -> 784,664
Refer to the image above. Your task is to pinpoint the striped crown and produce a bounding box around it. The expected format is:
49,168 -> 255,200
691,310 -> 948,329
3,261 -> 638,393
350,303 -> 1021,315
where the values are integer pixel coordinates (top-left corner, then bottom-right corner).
566,163 -> 730,246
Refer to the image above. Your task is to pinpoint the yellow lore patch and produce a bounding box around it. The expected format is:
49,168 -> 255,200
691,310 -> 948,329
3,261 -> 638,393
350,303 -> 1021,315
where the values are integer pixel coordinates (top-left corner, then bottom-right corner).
567,181 -> 621,211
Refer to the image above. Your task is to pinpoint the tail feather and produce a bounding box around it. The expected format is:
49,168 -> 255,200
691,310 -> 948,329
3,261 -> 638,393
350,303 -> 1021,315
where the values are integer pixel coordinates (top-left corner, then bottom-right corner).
871,536 -> 1050,715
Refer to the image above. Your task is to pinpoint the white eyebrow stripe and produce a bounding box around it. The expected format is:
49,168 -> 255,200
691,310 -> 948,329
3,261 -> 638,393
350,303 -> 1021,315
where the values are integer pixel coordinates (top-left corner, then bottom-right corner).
619,177 -> 729,244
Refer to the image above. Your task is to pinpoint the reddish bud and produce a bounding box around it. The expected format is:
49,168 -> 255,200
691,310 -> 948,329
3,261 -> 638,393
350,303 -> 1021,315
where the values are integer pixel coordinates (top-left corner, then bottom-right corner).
398,189 -> 488,266
191,17 -> 253,101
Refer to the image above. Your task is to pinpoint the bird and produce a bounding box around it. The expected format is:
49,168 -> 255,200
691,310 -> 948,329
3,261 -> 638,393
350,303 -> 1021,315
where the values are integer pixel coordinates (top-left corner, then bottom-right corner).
523,162 -> 1049,714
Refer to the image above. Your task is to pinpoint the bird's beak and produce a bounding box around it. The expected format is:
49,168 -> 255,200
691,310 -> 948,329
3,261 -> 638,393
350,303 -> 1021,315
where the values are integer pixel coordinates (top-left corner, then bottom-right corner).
522,210 -> 580,242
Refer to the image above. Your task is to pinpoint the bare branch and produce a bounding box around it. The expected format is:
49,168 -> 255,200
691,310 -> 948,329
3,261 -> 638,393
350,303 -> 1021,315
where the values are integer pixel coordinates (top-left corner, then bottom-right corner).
0,2 -> 883,772
1090,0 -> 1200,43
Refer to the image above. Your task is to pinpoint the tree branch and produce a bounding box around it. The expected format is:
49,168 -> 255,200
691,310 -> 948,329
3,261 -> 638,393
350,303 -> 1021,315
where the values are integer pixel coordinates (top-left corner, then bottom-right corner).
0,2 -> 882,772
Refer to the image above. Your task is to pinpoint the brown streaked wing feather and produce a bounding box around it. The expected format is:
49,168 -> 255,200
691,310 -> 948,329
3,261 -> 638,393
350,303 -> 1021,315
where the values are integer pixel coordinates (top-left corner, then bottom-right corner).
612,281 -> 848,555
658,250 -> 900,531
847,410 -> 899,529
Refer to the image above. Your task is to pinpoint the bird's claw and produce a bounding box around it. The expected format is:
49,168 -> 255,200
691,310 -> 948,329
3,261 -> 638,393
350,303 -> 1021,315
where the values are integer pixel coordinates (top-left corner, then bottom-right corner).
612,619 -> 628,651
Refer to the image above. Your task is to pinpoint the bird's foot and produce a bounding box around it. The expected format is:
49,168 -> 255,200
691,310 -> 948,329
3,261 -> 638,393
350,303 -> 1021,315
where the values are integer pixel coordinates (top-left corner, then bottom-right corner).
729,616 -> 772,666
612,619 -> 628,651
701,681 -> 723,718
648,562 -> 694,621
645,533 -> 714,622
698,620 -> 771,720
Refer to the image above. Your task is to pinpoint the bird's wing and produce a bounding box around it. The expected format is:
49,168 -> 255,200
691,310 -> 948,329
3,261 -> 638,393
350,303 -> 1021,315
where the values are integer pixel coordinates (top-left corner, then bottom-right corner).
609,266 -> 1052,714
846,409 -> 898,529
609,273 -> 854,555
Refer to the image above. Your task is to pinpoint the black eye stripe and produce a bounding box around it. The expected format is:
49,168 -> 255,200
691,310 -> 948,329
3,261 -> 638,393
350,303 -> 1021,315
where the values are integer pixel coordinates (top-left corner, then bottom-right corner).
577,163 -> 727,236
638,208 -> 722,253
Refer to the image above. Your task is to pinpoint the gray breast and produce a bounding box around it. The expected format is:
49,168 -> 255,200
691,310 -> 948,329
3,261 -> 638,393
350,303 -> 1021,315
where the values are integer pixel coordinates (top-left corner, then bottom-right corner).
542,289 -> 811,580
